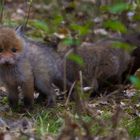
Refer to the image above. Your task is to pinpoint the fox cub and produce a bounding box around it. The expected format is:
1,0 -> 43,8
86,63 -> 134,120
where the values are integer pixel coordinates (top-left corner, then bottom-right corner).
0,26 -> 64,109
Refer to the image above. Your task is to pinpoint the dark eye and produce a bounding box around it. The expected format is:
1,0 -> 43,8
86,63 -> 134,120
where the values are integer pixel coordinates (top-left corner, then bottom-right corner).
0,48 -> 3,53
11,48 -> 17,52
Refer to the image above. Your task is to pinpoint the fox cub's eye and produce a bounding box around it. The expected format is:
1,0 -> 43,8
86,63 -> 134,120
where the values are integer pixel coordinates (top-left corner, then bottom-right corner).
0,48 -> 3,53
11,48 -> 17,52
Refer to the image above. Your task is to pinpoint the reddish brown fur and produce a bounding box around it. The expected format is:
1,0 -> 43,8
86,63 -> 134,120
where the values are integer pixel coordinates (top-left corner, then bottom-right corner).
0,28 -> 34,108
0,28 -> 23,52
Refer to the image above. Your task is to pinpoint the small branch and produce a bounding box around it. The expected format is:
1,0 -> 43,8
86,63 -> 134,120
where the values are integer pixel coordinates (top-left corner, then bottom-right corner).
24,0 -> 33,28
0,0 -> 5,24
65,81 -> 76,106
63,49 -> 73,93
79,70 -> 83,95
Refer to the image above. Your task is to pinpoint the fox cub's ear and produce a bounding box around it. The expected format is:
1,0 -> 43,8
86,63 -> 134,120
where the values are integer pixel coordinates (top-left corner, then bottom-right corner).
15,25 -> 25,37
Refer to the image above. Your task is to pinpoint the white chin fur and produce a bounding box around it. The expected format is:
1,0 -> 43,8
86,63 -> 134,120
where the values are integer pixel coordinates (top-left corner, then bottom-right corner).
0,58 -> 15,65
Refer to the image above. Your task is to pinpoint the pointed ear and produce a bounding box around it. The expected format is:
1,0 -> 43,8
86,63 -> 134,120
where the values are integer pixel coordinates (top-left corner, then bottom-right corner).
15,25 -> 25,36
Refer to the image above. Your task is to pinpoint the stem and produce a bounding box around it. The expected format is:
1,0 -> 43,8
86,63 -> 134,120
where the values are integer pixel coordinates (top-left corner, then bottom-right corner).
24,0 -> 32,28
0,0 -> 4,24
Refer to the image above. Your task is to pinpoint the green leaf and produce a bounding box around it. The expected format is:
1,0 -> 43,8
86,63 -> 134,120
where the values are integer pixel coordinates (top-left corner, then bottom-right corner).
70,24 -> 90,35
133,14 -> 140,21
67,53 -> 84,66
53,15 -> 63,26
100,5 -> 109,12
63,38 -> 80,46
129,76 -> 140,89
104,20 -> 127,33
112,41 -> 134,52
63,38 -> 74,46
30,20 -> 48,32
108,3 -> 130,14
128,117 -> 140,138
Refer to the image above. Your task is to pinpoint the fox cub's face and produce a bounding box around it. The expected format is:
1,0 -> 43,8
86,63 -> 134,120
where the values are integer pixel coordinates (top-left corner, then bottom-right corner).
0,27 -> 23,65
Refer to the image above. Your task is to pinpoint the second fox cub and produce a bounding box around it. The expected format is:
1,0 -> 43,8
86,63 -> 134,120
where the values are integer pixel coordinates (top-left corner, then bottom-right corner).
0,26 -> 65,108
59,40 -> 131,92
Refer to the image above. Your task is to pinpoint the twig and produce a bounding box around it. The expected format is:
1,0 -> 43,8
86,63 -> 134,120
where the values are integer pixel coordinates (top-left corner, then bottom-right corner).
0,0 -> 4,24
79,70 -> 84,95
63,48 -> 73,93
24,0 -> 32,28
65,81 -> 76,106
106,88 -> 123,98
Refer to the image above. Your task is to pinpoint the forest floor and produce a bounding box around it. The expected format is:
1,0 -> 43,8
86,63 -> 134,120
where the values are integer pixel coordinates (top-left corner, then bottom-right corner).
0,84 -> 140,140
